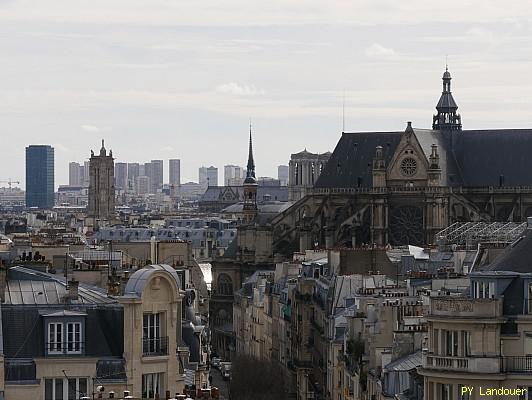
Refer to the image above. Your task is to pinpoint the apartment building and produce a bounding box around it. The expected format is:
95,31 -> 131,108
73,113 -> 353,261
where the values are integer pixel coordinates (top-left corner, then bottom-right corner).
420,225 -> 532,399
0,263 -> 186,400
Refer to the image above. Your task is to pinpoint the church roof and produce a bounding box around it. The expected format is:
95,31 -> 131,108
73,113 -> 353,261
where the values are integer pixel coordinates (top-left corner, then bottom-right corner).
454,129 -> 532,186
315,128 -> 532,188
314,131 -> 402,188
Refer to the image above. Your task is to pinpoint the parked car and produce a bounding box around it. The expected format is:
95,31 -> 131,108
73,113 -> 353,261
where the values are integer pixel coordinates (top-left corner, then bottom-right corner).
211,357 -> 221,369
220,362 -> 232,380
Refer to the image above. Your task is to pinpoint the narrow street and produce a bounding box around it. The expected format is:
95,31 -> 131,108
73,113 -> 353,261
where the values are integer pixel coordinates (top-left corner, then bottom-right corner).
210,367 -> 230,399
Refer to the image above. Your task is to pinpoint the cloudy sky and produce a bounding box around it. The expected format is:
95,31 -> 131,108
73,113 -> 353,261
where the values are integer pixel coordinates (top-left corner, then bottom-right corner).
2,0 -> 532,187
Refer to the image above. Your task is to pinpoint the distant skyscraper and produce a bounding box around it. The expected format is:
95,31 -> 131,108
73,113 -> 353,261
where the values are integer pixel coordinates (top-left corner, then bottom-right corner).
26,145 -> 54,209
207,166 -> 218,187
224,165 -> 244,186
69,162 -> 81,186
136,175 -> 150,195
278,165 -> 289,186
82,161 -> 90,187
88,140 -> 115,220
169,159 -> 181,188
151,159 -> 163,192
199,166 -> 207,190
127,163 -> 140,191
115,162 -> 128,190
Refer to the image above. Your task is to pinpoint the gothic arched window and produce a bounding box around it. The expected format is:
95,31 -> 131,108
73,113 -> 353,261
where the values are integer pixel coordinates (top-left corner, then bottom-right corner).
217,273 -> 233,295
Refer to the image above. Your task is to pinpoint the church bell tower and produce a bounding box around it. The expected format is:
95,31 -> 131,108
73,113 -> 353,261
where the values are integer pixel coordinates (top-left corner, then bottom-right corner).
432,67 -> 462,131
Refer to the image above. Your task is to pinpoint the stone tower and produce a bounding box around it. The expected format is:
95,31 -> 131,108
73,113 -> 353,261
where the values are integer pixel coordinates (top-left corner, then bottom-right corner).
242,127 -> 258,223
88,140 -> 115,220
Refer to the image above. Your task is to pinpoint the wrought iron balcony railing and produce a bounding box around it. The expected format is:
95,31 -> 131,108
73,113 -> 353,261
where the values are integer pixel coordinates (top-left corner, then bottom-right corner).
142,336 -> 169,356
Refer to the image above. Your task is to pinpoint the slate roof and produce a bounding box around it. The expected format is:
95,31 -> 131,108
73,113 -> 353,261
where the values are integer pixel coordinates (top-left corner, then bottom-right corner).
315,128 -> 532,188
385,350 -> 422,372
315,131 -> 402,188
2,268 -> 124,359
480,228 -> 532,273
436,92 -> 458,109
5,266 -> 115,305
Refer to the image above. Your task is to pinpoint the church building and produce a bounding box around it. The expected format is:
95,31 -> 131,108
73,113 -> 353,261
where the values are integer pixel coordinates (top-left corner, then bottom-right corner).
272,68 -> 532,252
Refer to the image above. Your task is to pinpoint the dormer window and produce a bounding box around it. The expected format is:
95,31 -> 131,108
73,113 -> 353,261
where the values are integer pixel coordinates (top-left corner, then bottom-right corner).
43,311 -> 86,356
473,280 -> 495,299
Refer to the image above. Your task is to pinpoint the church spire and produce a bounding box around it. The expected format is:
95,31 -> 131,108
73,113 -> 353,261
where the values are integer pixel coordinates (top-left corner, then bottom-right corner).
243,124 -> 258,223
244,123 -> 256,183
432,67 -> 462,131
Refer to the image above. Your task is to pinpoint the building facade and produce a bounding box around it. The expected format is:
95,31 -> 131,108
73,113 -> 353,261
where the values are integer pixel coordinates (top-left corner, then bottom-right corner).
25,145 -> 55,209
0,264 -> 185,400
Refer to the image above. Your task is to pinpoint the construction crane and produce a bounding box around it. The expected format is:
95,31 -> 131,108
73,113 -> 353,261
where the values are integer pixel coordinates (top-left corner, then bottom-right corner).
0,179 -> 21,189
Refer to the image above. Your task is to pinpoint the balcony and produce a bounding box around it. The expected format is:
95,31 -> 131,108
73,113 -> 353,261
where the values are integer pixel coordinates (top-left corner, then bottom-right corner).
142,336 -> 169,356
502,356 -> 532,373
429,297 -> 503,319
423,354 -> 501,374
46,342 -> 84,356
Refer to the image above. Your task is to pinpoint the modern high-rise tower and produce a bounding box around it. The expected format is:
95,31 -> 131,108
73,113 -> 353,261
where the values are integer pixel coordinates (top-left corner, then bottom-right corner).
169,159 -> 181,190
88,140 -> 115,220
114,162 -> 128,190
25,145 -> 55,209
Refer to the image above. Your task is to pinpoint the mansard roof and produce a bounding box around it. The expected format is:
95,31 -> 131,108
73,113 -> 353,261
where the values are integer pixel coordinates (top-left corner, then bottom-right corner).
314,128 -> 532,188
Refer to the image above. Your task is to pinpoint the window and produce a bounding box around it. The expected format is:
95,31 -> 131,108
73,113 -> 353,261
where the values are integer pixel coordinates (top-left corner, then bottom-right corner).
400,157 -> 417,177
47,321 -> 83,355
525,333 -> 532,356
473,281 -> 495,299
142,373 -> 162,399
48,322 -> 63,354
217,273 -> 233,296
67,323 -> 81,354
444,330 -> 458,356
45,377 -> 88,400
440,383 -> 453,400
143,313 -> 167,355
461,331 -> 471,356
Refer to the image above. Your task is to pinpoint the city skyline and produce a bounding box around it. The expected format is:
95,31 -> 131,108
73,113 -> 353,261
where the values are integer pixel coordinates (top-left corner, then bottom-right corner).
3,1 -> 532,187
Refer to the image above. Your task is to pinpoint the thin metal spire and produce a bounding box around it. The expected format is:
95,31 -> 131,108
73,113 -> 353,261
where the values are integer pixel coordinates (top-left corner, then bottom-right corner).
246,121 -> 255,179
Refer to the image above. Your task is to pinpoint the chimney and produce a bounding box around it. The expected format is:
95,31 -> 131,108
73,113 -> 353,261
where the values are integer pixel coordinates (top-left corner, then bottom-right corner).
68,278 -> 79,301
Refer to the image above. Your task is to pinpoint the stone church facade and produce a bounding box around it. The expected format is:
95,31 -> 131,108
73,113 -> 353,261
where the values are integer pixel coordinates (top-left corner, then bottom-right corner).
271,68 -> 532,253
